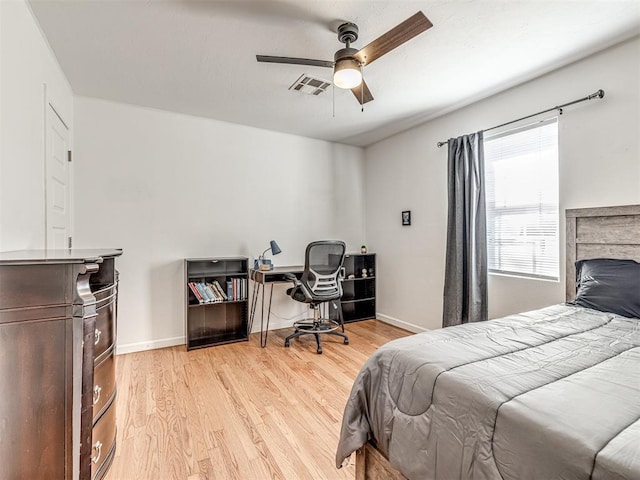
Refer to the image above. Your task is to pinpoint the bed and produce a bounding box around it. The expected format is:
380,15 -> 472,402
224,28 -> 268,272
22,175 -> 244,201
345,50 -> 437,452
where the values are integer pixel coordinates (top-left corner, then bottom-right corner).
336,204 -> 640,480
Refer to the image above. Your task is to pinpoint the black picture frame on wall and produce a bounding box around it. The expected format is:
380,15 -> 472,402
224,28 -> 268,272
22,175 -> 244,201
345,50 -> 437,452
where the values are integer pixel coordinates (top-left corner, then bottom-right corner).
402,210 -> 411,226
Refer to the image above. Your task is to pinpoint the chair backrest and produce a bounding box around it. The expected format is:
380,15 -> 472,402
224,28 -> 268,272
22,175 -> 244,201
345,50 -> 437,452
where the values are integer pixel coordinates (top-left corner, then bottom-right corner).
301,241 -> 346,301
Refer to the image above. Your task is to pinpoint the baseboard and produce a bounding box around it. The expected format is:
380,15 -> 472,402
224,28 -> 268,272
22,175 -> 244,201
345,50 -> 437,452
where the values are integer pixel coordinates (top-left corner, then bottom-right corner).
116,315 -> 410,354
376,313 -> 429,333
250,317 -> 293,334
116,336 -> 185,355
116,321 -> 293,354
253,313 -> 429,335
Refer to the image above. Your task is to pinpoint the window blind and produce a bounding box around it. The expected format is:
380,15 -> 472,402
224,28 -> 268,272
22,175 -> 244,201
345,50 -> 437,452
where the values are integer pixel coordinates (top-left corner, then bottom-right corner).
484,118 -> 559,280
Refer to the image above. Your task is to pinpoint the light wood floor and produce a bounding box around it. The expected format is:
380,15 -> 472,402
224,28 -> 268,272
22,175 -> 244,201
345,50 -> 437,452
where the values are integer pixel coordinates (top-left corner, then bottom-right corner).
106,320 -> 410,480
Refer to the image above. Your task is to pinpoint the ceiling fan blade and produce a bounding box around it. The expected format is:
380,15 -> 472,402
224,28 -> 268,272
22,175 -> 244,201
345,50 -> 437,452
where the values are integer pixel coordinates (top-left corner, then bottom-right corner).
354,11 -> 433,66
256,55 -> 333,68
351,80 -> 374,105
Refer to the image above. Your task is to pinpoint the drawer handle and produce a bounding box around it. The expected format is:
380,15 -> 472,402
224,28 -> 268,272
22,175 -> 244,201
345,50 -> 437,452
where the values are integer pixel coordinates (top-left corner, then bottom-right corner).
91,441 -> 102,464
93,385 -> 102,405
94,329 -> 102,345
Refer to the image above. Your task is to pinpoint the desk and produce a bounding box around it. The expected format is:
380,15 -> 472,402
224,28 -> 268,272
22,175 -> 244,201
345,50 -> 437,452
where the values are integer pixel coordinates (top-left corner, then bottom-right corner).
249,266 -> 303,347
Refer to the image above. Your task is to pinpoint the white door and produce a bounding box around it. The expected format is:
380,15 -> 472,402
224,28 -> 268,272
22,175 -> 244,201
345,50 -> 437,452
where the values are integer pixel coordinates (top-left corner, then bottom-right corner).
46,104 -> 71,249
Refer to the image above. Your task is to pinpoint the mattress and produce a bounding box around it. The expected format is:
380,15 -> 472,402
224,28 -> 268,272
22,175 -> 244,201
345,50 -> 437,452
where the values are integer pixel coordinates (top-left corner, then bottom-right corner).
336,304 -> 640,480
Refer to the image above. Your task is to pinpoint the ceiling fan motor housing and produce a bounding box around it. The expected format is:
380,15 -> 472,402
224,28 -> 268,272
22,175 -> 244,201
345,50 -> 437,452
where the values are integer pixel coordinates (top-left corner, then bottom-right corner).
334,47 -> 359,62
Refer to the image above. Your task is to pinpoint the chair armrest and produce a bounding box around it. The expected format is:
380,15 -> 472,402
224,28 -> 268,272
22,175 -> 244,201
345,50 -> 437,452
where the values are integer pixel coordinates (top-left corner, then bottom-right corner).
283,272 -> 301,285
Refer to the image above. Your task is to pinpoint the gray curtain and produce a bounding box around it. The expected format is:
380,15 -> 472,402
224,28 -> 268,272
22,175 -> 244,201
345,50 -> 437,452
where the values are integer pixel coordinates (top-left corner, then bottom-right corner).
443,132 -> 488,327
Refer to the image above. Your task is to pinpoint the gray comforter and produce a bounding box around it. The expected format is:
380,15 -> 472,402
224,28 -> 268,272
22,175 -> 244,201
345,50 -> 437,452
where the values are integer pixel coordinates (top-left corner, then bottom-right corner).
336,304 -> 640,479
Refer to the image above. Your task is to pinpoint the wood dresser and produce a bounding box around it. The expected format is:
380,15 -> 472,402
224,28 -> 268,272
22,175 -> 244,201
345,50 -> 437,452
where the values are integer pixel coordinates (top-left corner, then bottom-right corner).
0,249 -> 122,480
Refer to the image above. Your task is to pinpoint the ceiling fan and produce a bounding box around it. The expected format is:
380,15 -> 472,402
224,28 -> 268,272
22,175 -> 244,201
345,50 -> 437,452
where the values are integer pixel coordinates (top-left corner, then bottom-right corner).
256,11 -> 433,105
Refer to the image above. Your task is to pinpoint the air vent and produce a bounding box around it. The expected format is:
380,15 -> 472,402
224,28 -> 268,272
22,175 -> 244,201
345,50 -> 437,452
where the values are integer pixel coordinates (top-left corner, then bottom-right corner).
289,74 -> 331,96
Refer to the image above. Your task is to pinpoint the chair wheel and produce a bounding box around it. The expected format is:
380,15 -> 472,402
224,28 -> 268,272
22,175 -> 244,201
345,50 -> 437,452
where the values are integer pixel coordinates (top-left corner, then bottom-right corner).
344,339 -> 349,345
284,340 -> 290,347
317,348 -> 323,354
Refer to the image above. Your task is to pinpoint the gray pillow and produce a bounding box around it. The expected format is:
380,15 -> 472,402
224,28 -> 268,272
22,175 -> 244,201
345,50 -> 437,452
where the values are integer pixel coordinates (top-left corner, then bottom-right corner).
571,258 -> 640,319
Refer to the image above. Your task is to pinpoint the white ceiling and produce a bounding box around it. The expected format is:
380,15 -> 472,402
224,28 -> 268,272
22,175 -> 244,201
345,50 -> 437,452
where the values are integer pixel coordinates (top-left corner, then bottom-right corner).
29,0 -> 640,147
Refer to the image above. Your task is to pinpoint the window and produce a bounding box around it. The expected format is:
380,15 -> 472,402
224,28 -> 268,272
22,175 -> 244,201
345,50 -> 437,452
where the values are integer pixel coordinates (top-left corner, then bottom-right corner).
484,118 -> 559,280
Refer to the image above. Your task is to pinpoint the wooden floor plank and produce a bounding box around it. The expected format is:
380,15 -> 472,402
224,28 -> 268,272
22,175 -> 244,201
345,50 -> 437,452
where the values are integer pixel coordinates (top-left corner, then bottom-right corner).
106,320 -> 409,479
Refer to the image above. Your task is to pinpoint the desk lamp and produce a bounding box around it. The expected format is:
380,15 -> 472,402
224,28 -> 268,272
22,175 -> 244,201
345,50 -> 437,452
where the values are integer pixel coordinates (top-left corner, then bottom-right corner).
257,240 -> 281,270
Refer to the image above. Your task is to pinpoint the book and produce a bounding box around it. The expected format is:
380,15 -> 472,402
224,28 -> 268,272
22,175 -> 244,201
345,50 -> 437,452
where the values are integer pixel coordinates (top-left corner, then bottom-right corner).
212,281 -> 227,301
209,280 -> 224,302
204,283 -> 219,302
196,282 -> 213,303
226,280 -> 233,301
188,282 -> 204,304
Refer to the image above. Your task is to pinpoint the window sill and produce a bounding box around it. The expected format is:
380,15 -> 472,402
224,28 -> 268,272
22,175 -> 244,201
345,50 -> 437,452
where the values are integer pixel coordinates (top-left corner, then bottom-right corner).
489,271 -> 559,283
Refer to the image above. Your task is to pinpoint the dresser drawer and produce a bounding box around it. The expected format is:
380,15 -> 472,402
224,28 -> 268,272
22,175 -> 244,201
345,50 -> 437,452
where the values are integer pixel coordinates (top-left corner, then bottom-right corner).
91,399 -> 116,480
0,264 -> 74,309
93,350 -> 116,421
93,293 -> 116,361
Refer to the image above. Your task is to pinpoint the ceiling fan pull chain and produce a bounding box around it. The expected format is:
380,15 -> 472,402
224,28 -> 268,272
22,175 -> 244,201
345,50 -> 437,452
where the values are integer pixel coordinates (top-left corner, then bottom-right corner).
361,64 -> 365,112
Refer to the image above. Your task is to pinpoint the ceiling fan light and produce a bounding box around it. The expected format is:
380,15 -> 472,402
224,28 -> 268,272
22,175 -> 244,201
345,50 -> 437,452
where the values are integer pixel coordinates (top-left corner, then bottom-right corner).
333,58 -> 362,89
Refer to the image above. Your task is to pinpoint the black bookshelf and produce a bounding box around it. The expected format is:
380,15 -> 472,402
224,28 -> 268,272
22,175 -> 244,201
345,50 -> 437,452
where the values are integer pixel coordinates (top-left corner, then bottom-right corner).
332,253 -> 376,323
184,257 -> 248,350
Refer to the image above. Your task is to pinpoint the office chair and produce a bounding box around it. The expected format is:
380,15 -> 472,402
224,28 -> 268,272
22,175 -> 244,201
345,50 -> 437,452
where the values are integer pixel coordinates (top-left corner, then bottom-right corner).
283,240 -> 349,354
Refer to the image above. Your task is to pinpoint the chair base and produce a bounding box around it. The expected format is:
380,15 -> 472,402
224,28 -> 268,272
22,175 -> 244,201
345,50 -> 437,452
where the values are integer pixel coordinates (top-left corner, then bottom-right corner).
284,318 -> 349,354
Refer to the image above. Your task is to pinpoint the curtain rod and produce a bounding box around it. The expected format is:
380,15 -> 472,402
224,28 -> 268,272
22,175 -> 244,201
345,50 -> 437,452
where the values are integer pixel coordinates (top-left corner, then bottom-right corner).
436,89 -> 605,148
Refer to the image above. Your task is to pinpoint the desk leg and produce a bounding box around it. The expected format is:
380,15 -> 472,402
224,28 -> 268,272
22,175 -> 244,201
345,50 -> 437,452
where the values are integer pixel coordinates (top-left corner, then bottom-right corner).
249,279 -> 260,333
260,283 -> 266,347
260,284 -> 275,348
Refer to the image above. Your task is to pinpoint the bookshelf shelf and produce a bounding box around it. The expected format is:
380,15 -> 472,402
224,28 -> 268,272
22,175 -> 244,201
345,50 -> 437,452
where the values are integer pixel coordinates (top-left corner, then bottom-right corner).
184,257 -> 249,350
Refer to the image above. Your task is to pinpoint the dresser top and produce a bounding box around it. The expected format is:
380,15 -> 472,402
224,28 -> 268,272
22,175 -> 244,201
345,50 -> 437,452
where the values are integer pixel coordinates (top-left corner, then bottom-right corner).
0,248 -> 123,265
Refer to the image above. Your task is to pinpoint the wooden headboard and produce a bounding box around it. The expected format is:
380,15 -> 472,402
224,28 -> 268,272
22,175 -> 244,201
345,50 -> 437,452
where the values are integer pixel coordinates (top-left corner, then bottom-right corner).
565,204 -> 640,301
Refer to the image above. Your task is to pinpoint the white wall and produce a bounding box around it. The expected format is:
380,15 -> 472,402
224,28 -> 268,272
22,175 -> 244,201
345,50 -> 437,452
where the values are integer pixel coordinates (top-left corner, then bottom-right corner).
365,36 -> 640,332
0,0 -> 73,251
73,97 -> 365,352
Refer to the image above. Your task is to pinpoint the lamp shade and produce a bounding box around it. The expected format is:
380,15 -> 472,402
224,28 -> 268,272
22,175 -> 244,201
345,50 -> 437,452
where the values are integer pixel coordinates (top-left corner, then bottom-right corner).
333,58 -> 362,89
269,240 -> 282,256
